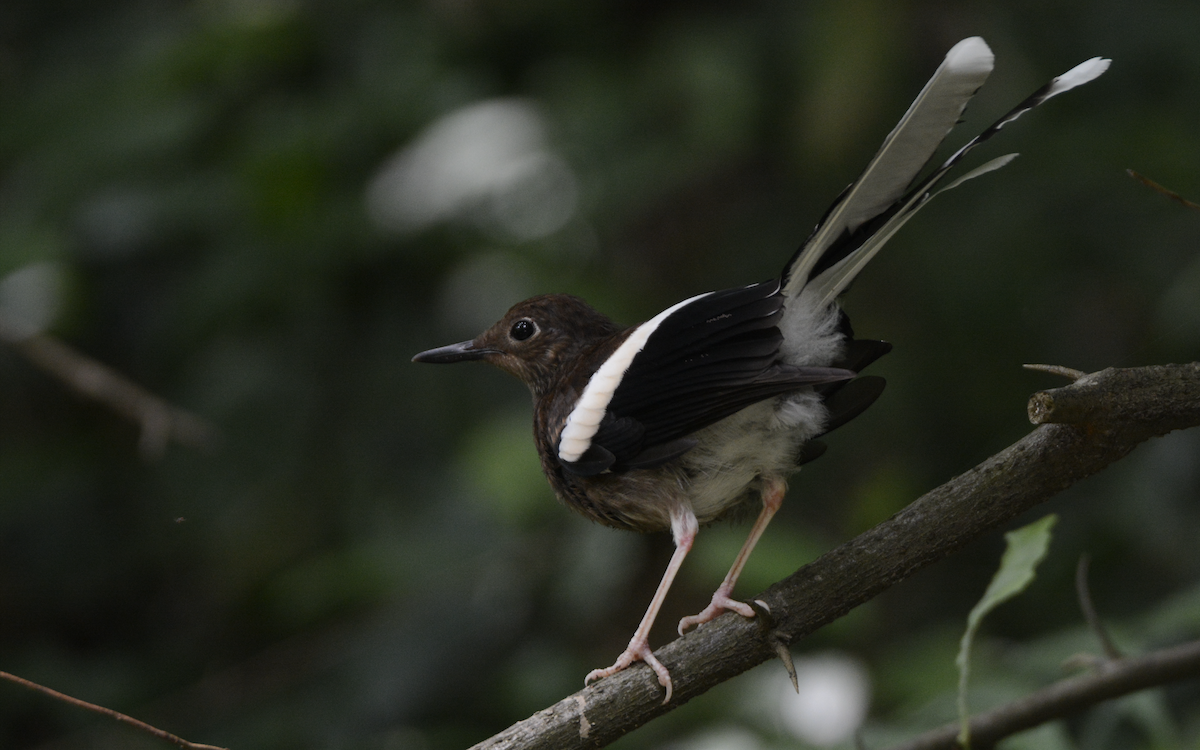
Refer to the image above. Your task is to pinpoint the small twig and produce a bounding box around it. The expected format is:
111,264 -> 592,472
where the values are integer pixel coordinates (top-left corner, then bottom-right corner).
1128,170 -> 1200,212
0,322 -> 218,460
0,671 -> 227,750
1076,554 -> 1123,660
751,598 -> 797,692
884,639 -> 1200,750
1023,364 -> 1086,382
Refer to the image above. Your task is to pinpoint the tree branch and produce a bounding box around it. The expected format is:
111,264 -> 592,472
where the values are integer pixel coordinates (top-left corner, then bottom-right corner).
885,639 -> 1200,750
468,363 -> 1200,750
0,320 -> 218,460
0,670 -> 228,750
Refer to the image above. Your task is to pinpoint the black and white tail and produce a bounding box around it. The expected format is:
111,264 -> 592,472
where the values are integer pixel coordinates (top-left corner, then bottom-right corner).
782,37 -> 1110,308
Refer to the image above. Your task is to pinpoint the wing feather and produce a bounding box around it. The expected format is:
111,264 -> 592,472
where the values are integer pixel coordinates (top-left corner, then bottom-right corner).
556,281 -> 853,474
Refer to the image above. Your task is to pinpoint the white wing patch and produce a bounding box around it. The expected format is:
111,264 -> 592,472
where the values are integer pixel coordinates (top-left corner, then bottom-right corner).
557,291 -> 714,464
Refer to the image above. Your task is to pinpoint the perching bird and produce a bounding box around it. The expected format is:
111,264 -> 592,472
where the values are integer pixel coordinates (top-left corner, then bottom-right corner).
414,38 -> 1108,703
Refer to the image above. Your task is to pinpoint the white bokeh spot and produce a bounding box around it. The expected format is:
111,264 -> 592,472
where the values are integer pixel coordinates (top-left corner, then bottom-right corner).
778,652 -> 871,746
0,261 -> 64,340
367,98 -> 577,241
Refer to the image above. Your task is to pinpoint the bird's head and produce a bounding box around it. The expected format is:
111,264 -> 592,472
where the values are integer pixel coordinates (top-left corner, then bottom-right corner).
413,294 -> 624,396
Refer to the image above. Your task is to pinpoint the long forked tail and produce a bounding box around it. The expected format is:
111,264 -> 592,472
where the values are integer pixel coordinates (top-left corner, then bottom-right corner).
782,38 -> 1110,308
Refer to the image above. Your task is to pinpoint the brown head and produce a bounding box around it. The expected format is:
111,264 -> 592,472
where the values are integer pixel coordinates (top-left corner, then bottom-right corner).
412,294 -> 626,397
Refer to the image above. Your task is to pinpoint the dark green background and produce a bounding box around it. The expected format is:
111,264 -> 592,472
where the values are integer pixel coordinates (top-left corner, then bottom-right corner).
2,1 -> 1199,748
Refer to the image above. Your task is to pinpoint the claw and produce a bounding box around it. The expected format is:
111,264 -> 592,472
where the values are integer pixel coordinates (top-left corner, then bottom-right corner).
585,637 -> 674,704
678,588 -> 756,635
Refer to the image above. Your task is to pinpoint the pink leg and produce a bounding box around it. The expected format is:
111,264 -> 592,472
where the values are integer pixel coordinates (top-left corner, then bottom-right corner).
678,476 -> 786,635
585,506 -> 698,704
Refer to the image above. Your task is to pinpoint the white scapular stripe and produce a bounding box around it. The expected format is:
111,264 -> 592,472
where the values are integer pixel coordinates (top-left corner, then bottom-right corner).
557,291 -> 714,464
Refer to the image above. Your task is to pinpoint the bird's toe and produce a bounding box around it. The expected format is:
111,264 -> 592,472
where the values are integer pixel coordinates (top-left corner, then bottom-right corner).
585,638 -> 674,704
678,592 -> 756,635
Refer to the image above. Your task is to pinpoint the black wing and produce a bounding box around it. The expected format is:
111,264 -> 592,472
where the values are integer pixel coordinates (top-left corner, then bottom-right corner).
562,281 -> 852,476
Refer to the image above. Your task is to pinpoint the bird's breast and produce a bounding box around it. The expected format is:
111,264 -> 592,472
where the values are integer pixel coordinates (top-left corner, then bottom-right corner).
538,393 -> 829,532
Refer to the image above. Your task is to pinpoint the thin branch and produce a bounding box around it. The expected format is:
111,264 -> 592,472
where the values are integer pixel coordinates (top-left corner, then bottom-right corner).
1128,170 -> 1200,212
885,639 -> 1200,750
0,671 -> 227,750
0,320 -> 218,460
1076,554 -> 1123,660
468,363 -> 1200,750
1023,363 -> 1085,381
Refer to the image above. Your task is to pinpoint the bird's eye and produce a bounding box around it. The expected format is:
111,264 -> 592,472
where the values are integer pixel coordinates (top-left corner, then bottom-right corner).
510,318 -> 537,341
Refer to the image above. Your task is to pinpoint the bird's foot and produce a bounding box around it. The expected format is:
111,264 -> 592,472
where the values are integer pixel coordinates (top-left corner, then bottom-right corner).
585,636 -> 673,704
678,588 -> 756,635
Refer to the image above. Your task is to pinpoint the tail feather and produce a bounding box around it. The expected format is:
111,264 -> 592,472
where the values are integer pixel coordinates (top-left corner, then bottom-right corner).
784,43 -> 1110,307
782,37 -> 995,296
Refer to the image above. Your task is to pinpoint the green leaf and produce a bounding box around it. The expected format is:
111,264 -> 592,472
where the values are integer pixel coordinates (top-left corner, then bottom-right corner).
956,514 -> 1058,748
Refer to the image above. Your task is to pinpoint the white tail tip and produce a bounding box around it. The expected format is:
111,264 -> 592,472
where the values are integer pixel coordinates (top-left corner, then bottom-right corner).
945,37 -> 995,75
1048,57 -> 1111,97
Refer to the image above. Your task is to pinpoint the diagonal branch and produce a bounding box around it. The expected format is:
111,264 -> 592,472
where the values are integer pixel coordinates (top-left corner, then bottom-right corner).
0,320 -> 218,460
885,639 -> 1200,750
0,670 -> 228,750
468,363 -> 1200,750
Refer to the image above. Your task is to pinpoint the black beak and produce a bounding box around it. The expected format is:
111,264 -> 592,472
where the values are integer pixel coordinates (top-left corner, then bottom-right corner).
412,340 -> 495,364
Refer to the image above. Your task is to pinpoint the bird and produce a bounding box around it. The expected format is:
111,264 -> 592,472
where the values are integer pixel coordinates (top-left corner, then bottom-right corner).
413,38 -> 1109,704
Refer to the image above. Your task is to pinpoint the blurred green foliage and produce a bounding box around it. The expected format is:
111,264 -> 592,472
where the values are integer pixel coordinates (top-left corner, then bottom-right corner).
1,1 -> 1199,748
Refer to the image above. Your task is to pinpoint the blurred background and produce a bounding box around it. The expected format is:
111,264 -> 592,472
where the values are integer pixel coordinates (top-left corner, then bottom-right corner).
2,1 -> 1199,748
